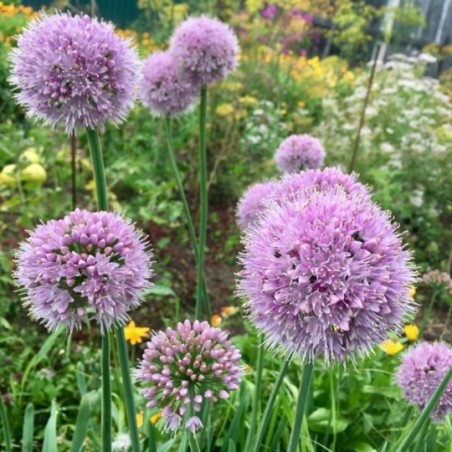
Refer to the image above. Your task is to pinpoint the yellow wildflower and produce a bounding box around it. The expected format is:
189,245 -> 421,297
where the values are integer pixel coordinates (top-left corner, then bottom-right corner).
297,100 -> 306,108
0,164 -> 17,187
220,306 -> 239,318
408,285 -> 416,299
215,103 -> 235,117
379,339 -> 404,355
136,412 -> 143,428
404,324 -> 419,341
150,412 -> 162,424
239,95 -> 258,106
21,163 -> 47,184
124,321 -> 150,345
211,314 -> 222,327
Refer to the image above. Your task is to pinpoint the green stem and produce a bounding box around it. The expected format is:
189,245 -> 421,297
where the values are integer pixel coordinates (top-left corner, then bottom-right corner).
88,129 -> 140,452
116,329 -> 140,452
245,338 -> 264,451
101,334 -> 112,452
420,291 -> 438,336
195,86 -> 210,321
252,357 -> 291,452
188,388 -> 201,452
287,362 -> 314,452
86,129 -> 108,211
0,394 -> 11,452
394,367 -> 452,452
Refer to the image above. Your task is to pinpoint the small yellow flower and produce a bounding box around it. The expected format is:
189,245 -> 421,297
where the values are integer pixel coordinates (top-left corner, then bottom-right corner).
404,324 -> 419,341
136,412 -> 143,428
379,339 -> 404,355
21,163 -> 47,184
239,95 -> 258,106
211,314 -> 222,327
220,306 -> 239,318
215,103 -> 235,117
124,321 -> 150,345
408,285 -> 416,299
297,100 -> 306,108
150,412 -> 162,424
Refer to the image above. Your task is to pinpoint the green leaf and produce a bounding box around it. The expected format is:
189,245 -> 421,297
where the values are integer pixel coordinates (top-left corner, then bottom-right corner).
362,385 -> 400,399
76,362 -> 87,396
347,441 -> 377,452
144,285 -> 176,297
70,393 -> 93,452
22,403 -> 34,452
42,400 -> 58,452
308,408 -> 350,434
0,394 -> 12,452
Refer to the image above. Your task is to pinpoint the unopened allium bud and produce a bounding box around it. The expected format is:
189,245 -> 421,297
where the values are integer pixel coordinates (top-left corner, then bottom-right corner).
238,188 -> 416,363
137,320 -> 241,432
396,342 -> 452,422
15,209 -> 153,331
10,13 -> 139,134
170,16 -> 239,85
139,51 -> 198,115
274,134 -> 325,173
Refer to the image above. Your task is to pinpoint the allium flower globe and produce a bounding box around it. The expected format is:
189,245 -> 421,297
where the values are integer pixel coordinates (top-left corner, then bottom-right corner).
139,51 -> 199,115
137,320 -> 241,432
15,209 -> 153,331
267,167 -> 370,206
170,16 -> 239,85
236,181 -> 277,230
396,342 -> 452,422
238,188 -> 416,363
275,134 -> 325,173
10,13 -> 139,133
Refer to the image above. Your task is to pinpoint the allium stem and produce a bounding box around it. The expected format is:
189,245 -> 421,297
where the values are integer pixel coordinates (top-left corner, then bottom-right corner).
394,367 -> 452,452
195,85 -> 211,320
244,338 -> 264,451
87,128 -> 140,452
164,116 -> 209,320
101,333 -> 112,452
419,290 -> 438,336
287,362 -> 314,452
116,329 -> 140,452
252,357 -> 290,452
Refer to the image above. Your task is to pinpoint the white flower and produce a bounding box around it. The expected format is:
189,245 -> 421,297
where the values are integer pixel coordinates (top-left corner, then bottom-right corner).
410,189 -> 424,208
112,433 -> 131,452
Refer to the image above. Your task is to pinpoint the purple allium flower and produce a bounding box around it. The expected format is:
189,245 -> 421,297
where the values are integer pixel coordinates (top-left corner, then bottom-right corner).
238,188 -> 416,363
10,13 -> 139,134
236,181 -> 277,230
267,167 -> 370,206
274,134 -> 325,173
170,16 -> 239,85
137,320 -> 241,432
261,5 -> 278,20
396,342 -> 452,422
139,51 -> 198,116
15,209 -> 153,331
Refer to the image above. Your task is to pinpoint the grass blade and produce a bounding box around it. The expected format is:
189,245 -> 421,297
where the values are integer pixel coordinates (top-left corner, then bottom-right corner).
22,403 -> 34,452
71,394 -> 92,452
0,394 -> 12,452
42,400 -> 58,452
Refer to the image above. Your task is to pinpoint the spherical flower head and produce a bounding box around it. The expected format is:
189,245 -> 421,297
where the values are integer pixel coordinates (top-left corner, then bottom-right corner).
170,16 -> 239,85
396,342 -> 452,422
274,135 -> 325,173
236,180 -> 277,230
10,13 -> 139,134
268,167 -> 370,207
238,188 -> 416,363
15,209 -> 153,331
139,51 -> 199,115
137,319 -> 242,432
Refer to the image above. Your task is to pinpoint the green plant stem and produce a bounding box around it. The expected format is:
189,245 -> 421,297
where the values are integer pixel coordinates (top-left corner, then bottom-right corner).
287,362 -> 314,452
116,329 -> 140,452
195,85 -> 210,321
420,290 -> 438,336
101,334 -> 112,452
87,129 -> 111,452
0,394 -> 11,452
244,338 -> 264,451
164,116 -> 209,310
394,367 -> 452,452
188,388 -> 201,452
252,357 -> 291,452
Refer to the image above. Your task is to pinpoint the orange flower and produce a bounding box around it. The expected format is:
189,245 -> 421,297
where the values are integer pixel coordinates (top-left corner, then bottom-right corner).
150,412 -> 162,424
220,306 -> 239,318
211,314 -> 222,327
